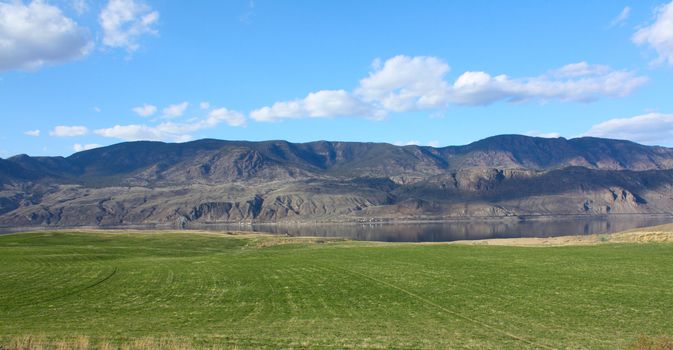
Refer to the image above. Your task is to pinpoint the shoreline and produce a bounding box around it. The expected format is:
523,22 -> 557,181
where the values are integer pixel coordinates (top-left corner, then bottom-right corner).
448,223 -> 673,246
2,212 -> 673,234
2,222 -> 673,247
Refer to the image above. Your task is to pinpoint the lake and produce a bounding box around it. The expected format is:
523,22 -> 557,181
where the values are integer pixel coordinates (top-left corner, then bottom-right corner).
192,215 -> 673,242
2,214 -> 672,242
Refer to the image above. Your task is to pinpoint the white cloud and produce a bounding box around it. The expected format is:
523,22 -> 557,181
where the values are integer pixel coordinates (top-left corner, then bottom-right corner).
73,143 -> 101,152
610,6 -> 631,27
162,102 -> 189,118
633,1 -> 673,65
132,103 -> 157,117
95,107 -> 246,142
392,140 -> 441,147
251,56 -> 648,122
250,90 -> 385,122
448,62 -> 647,106
584,113 -> 673,145
449,71 -> 509,105
50,125 -> 88,137
94,106 -> 102,113
154,108 -> 246,135
393,140 -> 421,146
99,0 -> 159,51
0,1 -> 92,71
95,124 -> 175,142
72,0 -> 88,14
525,130 -> 562,138
207,107 -> 246,127
359,57 -> 646,108
200,102 -> 210,110
24,129 -> 40,137
550,61 -> 611,77
356,55 -> 451,112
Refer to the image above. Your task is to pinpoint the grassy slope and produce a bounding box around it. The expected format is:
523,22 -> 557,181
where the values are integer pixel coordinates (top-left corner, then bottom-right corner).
1,232 -> 673,349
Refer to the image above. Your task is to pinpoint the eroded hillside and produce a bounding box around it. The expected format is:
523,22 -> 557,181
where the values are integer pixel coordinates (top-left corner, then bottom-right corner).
2,135 -> 673,227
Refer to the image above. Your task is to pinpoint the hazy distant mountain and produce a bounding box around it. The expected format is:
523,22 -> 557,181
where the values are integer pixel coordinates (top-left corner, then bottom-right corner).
2,135 -> 673,228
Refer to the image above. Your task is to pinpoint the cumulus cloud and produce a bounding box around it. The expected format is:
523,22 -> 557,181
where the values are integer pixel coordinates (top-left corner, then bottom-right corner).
99,0 -> 159,51
550,61 -> 611,77
94,124 -> 176,142
132,103 -> 157,117
633,1 -> 673,65
50,125 -> 88,137
250,90 -> 385,122
356,55 -> 451,112
24,129 -> 40,137
152,108 -> 246,135
525,130 -> 562,138
447,62 -> 647,105
393,140 -> 421,146
610,6 -> 631,27
361,57 -> 646,107
162,102 -> 189,118
251,55 -> 648,122
95,107 -> 246,142
200,102 -> 210,110
207,107 -> 246,127
584,113 -> 673,145
73,143 -> 101,152
392,140 -> 442,147
0,1 -> 92,71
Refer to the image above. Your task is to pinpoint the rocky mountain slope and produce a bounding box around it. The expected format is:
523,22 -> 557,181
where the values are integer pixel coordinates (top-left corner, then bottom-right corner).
2,135 -> 673,228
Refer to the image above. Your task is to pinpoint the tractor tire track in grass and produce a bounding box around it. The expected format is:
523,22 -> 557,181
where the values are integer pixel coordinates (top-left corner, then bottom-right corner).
11,267 -> 118,308
321,264 -> 556,350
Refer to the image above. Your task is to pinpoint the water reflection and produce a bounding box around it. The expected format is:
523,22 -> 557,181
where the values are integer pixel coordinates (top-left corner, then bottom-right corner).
193,215 -> 673,242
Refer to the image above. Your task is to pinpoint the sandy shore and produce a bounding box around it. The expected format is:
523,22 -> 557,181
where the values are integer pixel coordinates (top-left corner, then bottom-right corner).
451,223 -> 673,246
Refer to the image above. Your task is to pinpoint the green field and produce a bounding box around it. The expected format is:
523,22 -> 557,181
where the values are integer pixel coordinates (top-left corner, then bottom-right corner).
1,231 -> 673,349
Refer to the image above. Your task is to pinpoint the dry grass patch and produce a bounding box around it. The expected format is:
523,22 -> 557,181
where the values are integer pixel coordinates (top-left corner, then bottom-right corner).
630,334 -> 673,350
450,222 -> 673,247
1,335 -> 233,350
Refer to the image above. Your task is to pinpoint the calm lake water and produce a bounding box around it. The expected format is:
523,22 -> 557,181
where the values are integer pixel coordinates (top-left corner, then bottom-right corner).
2,215 -> 672,242
193,215 -> 673,242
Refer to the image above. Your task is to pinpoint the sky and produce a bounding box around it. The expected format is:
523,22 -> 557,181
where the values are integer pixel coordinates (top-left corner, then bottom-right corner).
1,0 -> 673,157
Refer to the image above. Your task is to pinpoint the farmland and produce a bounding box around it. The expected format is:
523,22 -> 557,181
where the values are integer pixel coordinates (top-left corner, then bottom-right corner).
1,231 -> 672,349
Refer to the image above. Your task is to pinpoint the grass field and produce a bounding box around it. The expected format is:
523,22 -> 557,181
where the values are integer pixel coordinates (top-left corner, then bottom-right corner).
1,231 -> 673,349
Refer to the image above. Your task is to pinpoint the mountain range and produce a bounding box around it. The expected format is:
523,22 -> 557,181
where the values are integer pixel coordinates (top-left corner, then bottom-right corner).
2,134 -> 673,228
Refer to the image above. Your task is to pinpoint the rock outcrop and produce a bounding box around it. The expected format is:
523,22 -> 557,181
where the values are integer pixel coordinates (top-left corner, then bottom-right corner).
2,135 -> 673,228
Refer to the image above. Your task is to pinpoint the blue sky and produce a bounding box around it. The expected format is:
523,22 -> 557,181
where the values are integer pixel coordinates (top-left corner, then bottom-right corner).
1,0 -> 673,157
